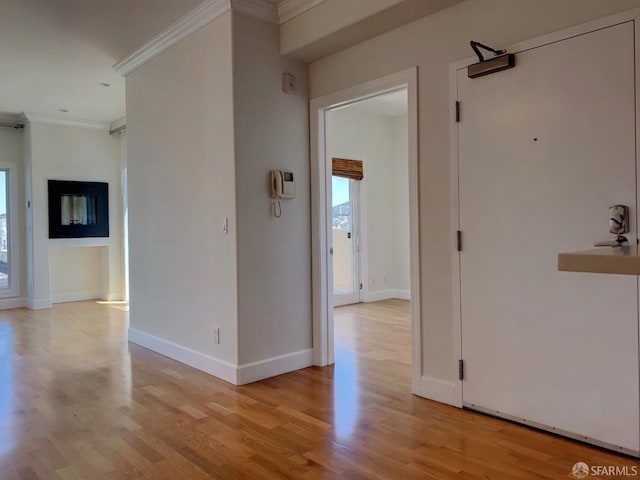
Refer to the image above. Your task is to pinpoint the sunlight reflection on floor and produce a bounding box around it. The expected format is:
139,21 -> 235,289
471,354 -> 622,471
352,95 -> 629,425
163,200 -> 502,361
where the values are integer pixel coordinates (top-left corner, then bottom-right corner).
0,323 -> 14,456
96,300 -> 129,312
333,347 -> 359,439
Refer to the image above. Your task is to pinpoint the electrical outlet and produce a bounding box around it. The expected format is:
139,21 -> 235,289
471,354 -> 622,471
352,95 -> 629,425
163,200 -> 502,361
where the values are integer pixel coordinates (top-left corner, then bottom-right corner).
213,327 -> 220,344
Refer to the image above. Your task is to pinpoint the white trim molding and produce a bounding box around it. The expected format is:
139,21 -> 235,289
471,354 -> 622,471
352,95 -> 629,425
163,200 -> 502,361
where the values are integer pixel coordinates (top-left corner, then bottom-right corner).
51,291 -> 103,304
114,0 -> 231,76
128,328 -> 238,384
27,298 -> 52,310
0,112 -> 23,127
102,292 -> 125,302
237,349 -> 313,385
232,0 -> 278,23
393,289 -> 411,300
110,117 -> 126,134
361,289 -> 410,303
128,328 -> 313,385
417,376 -> 458,407
113,0 -> 327,77
22,112 -> 110,130
0,297 -> 27,310
278,0 -> 326,23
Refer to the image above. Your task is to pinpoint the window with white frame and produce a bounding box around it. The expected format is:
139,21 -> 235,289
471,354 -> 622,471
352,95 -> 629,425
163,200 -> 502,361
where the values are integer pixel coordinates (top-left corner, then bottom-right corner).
0,164 -> 19,296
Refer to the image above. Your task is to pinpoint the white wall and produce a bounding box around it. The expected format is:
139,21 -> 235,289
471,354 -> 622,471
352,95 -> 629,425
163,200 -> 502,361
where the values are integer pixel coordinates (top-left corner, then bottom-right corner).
25,121 -> 122,309
391,115 -> 409,292
50,246 -> 107,302
309,0 -> 640,382
124,11 -> 311,382
126,13 -> 239,366
232,12 -> 312,367
329,107 -> 409,300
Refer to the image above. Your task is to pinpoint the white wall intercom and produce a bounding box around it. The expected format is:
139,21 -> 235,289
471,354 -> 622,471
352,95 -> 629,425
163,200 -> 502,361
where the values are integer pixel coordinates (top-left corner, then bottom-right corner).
271,170 -> 295,199
270,170 -> 295,218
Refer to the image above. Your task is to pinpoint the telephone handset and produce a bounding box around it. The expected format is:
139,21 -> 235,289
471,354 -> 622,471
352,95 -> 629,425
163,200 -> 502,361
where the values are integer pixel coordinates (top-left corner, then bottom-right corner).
272,171 -> 283,198
270,170 -> 295,219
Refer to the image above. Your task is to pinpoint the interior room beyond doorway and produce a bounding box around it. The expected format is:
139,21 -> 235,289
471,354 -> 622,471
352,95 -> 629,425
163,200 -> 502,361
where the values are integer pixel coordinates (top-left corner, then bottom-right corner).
330,89 -> 410,309
329,88 -> 411,389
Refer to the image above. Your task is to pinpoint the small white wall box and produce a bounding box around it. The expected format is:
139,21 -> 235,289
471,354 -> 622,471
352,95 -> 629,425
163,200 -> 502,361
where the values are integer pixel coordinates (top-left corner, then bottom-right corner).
282,73 -> 296,95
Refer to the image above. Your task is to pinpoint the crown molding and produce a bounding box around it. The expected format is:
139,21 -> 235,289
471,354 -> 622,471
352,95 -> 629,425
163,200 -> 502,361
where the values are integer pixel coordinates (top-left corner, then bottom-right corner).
113,0 -> 231,76
278,0 -> 326,23
22,112 -> 110,130
110,117 -> 126,134
0,112 -> 24,127
113,0 -> 323,77
0,112 -> 22,123
232,0 -> 278,23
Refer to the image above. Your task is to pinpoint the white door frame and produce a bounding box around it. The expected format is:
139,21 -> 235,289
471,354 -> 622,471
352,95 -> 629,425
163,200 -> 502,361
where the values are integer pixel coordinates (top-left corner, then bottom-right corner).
310,67 -> 422,393
449,7 -> 640,409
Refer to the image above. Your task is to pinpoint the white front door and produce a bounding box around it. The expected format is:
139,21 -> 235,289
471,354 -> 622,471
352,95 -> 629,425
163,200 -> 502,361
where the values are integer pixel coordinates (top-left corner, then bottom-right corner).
457,21 -> 639,453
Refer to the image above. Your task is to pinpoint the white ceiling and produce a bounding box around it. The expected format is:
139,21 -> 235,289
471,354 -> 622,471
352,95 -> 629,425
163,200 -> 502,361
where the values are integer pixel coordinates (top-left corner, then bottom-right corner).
0,0 -> 388,124
0,0 -> 204,123
344,90 -> 408,117
0,0 -> 311,124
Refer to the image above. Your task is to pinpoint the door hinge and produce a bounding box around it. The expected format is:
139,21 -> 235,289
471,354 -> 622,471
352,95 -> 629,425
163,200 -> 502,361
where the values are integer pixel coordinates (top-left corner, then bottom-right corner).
459,359 -> 464,381
359,283 -> 363,290
456,230 -> 462,252
455,101 -> 461,122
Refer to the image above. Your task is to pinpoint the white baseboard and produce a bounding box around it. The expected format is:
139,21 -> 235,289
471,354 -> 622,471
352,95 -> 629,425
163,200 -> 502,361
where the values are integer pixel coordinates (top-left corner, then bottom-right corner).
362,289 -> 411,302
361,289 -> 394,302
0,297 -> 27,310
27,298 -> 52,310
415,375 -> 458,407
128,328 -> 237,384
392,289 -> 410,300
237,348 -> 313,385
51,291 -> 103,304
127,328 -> 313,386
102,292 -> 125,301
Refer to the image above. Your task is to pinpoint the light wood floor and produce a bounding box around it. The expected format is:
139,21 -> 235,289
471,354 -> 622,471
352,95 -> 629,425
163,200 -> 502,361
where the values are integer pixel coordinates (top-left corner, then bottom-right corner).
0,300 -> 638,479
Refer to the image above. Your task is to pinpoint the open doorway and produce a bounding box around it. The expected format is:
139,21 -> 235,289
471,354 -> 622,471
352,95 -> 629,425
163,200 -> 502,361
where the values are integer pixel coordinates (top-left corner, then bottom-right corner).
330,90 -> 409,306
328,89 -> 411,384
310,68 -> 422,395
